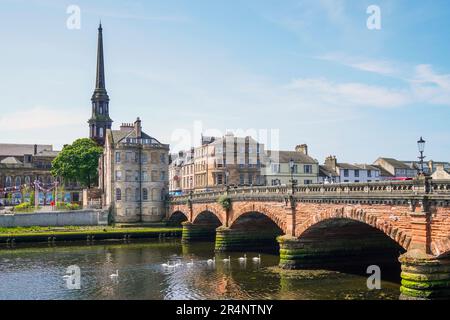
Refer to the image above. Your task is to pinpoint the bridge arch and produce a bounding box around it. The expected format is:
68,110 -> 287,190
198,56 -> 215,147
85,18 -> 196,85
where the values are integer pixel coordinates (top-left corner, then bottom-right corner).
295,208 -> 411,250
193,210 -> 223,227
230,203 -> 287,233
167,210 -> 189,226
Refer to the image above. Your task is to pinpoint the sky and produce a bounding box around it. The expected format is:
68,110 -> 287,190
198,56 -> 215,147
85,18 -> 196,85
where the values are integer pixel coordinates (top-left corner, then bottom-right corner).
0,0 -> 450,163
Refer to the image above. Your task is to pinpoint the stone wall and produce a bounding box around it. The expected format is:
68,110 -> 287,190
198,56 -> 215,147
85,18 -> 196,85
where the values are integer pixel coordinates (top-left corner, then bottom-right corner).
0,209 -> 109,227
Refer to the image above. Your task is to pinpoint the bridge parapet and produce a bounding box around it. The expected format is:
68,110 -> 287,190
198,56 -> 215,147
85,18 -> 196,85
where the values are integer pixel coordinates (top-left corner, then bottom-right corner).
170,179 -> 450,205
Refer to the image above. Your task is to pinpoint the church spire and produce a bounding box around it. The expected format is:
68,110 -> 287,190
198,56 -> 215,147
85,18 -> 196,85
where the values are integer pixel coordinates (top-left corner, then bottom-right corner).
89,22 -> 112,146
95,22 -> 105,90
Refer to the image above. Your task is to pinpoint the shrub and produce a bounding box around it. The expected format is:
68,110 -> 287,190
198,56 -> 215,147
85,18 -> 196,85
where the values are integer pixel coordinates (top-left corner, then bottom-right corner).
13,202 -> 32,212
217,195 -> 231,211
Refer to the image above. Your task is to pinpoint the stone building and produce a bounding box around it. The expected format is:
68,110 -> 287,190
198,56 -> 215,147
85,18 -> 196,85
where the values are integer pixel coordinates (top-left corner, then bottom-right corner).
0,144 -> 82,205
169,149 -> 194,194
263,145 -> 319,186
373,157 -> 418,179
321,156 -> 381,183
100,118 -> 170,222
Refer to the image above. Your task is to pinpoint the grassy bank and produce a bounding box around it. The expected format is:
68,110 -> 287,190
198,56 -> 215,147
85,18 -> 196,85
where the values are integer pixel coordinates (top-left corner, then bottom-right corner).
0,225 -> 182,244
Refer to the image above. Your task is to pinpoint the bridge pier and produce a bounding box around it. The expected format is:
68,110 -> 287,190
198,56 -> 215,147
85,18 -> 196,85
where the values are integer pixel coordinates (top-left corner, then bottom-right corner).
215,227 -> 281,252
181,222 -> 217,243
399,251 -> 450,300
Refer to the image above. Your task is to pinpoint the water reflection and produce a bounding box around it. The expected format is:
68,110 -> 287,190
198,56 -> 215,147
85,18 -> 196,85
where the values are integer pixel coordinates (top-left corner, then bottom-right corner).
0,239 -> 400,300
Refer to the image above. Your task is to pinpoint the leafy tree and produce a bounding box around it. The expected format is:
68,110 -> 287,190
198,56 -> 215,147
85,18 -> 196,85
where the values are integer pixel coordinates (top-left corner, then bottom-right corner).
51,138 -> 103,188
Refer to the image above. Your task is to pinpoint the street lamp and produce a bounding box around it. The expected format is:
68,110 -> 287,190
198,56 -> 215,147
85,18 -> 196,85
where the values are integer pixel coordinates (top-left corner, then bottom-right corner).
289,158 -> 296,194
417,137 -> 426,175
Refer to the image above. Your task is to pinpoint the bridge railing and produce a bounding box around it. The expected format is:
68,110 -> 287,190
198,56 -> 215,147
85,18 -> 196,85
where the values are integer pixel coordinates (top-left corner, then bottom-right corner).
169,179 -> 450,204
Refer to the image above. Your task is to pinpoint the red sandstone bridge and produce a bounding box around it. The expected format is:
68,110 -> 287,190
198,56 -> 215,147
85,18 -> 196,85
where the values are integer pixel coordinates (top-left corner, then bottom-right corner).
169,178 -> 450,299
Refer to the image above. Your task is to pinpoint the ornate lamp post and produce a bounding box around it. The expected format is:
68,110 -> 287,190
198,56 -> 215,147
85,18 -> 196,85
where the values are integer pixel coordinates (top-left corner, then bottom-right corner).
417,137 -> 426,175
289,158 -> 296,195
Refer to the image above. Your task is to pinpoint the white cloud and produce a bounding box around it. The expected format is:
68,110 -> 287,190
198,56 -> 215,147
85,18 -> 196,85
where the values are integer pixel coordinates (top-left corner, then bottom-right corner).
410,64 -> 450,105
317,53 -> 397,76
0,106 -> 85,131
287,78 -> 411,108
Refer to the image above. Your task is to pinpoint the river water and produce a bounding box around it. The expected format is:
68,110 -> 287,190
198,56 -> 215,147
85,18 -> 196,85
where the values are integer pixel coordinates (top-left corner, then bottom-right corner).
0,239 -> 401,300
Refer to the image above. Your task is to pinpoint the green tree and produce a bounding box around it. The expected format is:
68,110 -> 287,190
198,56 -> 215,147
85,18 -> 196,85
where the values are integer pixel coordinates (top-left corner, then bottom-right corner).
51,138 -> 103,188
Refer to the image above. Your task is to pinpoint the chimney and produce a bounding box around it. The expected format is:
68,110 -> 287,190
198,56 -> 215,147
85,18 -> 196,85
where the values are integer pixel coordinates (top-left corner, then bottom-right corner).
134,117 -> 142,138
295,144 -> 308,155
34,144 -> 38,155
325,155 -> 337,171
120,122 -> 133,131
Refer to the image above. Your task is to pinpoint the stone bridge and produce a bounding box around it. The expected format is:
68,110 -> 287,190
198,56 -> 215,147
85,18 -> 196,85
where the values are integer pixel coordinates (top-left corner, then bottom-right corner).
168,178 -> 450,299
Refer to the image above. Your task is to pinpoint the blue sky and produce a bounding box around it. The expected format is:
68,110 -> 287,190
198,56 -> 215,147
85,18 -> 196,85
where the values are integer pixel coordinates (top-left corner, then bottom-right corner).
1,0 -> 450,163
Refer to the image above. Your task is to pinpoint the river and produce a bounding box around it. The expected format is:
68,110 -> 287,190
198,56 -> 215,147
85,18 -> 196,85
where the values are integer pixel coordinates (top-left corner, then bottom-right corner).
0,239 -> 401,300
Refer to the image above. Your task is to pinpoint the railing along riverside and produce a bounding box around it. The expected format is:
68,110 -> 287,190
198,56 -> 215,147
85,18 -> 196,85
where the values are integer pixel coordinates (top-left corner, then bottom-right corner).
169,179 -> 450,205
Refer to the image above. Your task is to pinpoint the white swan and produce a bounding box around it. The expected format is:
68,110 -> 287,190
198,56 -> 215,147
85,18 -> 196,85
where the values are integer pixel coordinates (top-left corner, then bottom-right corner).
223,256 -> 231,263
252,254 -> 261,262
110,270 -> 119,278
207,257 -> 215,265
187,259 -> 194,267
238,254 -> 247,262
161,261 -> 171,268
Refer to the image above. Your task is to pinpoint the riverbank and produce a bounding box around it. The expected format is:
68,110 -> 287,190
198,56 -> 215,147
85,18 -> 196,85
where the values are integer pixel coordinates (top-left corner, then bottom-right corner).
0,225 -> 182,244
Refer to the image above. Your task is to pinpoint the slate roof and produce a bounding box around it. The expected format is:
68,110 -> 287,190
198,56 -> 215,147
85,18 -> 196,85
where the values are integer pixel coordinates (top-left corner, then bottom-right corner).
111,129 -> 164,146
0,144 -> 53,156
377,158 -> 413,169
319,165 -> 339,177
371,165 -> 394,177
266,150 -> 318,164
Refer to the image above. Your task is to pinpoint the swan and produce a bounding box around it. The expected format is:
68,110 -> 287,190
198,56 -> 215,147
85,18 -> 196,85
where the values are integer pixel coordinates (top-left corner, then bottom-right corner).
223,256 -> 231,263
207,257 -> 215,265
238,254 -> 247,262
252,254 -> 261,262
110,270 -> 119,278
161,261 -> 171,268
187,259 -> 194,267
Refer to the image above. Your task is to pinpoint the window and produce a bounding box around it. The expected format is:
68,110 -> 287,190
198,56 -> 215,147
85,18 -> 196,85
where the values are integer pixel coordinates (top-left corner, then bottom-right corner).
125,170 -> 133,182
135,152 -> 139,163
344,180 -> 349,183
116,188 -> 122,201
15,177 -> 21,188
355,180 -> 360,183
135,171 -> 139,181
355,170 -> 360,177
217,174 -> 223,185
125,152 -> 132,162
292,164 -> 298,174
368,170 -> 372,177
135,188 -> 140,201
115,152 -> 121,163
151,152 -> 158,164
344,169 -> 349,177
160,171 -> 166,181
151,189 -> 159,201
239,174 -> 245,185
115,170 -> 122,181
248,174 -> 253,185
99,105 -> 103,114
304,180 -> 312,185
151,170 -> 158,182
25,176 -> 31,185
99,127 -> 104,138
160,153 -> 166,164
271,179 -> 281,186
272,164 -> 280,173
141,153 -> 148,164
143,188 -> 148,201
304,165 -> 312,174
125,188 -> 132,202
142,171 -> 148,182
